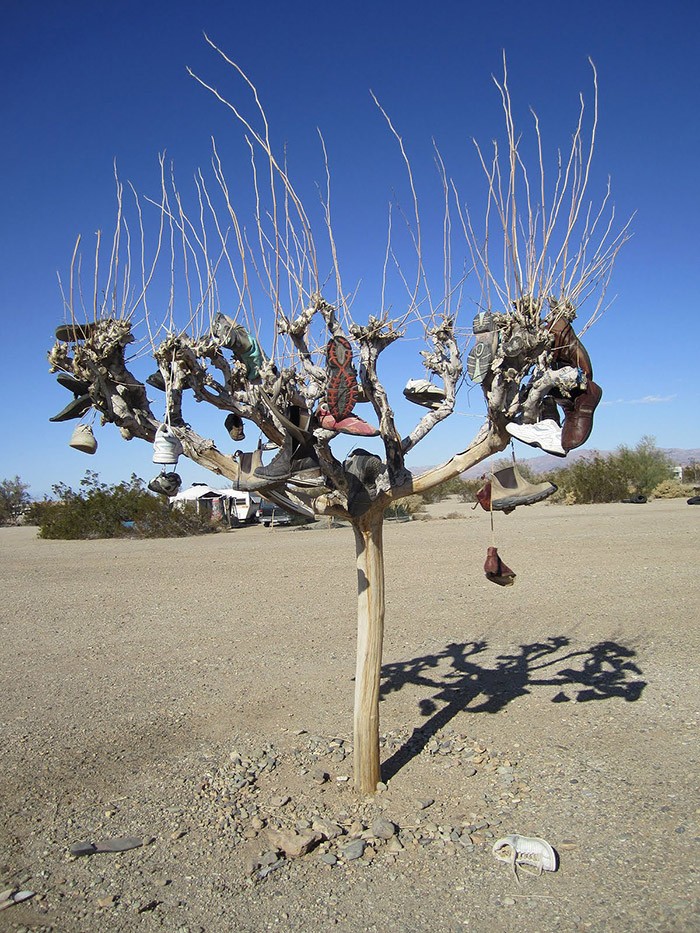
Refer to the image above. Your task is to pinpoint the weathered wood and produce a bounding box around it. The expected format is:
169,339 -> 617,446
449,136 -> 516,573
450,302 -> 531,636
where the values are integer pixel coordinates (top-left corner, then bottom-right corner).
352,509 -> 385,794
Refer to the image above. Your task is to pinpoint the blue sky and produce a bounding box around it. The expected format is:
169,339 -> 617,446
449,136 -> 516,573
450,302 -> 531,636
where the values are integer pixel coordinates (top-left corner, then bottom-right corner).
1,0 -> 698,497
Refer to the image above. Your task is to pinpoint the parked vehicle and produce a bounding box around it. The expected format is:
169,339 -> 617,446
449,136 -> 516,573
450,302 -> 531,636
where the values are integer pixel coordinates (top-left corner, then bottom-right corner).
257,502 -> 293,527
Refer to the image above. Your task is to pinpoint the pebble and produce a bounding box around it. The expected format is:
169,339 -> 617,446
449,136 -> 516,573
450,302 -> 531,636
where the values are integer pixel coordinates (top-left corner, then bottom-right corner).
371,818 -> 396,840
417,798 -> 435,810
97,894 -> 117,908
340,840 -> 365,861
319,853 -> 337,866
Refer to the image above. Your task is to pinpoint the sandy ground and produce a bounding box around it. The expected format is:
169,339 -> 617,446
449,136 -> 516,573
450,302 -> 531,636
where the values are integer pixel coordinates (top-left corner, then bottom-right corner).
0,498 -> 698,932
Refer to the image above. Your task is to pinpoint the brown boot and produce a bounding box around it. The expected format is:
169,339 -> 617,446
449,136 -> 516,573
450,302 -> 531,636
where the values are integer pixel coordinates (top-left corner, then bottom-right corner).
490,466 -> 557,511
561,380 -> 603,450
484,547 -> 516,586
548,317 -> 593,378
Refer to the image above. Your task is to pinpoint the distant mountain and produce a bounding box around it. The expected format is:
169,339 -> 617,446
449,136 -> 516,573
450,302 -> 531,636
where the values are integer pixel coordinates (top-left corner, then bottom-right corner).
411,448 -> 700,479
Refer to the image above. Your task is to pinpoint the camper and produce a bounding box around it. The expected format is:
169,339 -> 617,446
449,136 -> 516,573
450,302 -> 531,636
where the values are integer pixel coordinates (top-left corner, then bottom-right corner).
170,485 -> 259,525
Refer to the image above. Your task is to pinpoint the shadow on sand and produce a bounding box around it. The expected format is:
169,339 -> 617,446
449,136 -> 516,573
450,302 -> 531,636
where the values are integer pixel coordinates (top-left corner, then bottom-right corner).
379,636 -> 646,782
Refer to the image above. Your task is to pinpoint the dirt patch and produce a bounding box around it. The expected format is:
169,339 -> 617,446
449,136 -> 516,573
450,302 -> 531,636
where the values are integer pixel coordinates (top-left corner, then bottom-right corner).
0,499 -> 698,931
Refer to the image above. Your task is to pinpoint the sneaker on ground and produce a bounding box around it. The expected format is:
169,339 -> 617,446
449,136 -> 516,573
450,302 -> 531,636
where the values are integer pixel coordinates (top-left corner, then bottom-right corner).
506,419 -> 566,457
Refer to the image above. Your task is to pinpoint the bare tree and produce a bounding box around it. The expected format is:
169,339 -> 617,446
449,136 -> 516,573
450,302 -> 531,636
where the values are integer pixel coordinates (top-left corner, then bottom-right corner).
47,46 -> 630,794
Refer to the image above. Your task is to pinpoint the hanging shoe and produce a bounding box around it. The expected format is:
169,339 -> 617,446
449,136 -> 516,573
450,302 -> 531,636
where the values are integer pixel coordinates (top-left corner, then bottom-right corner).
506,419 -> 566,457
403,378 -> 446,410
467,312 -> 499,384
483,546 -> 516,586
212,314 -> 263,378
547,317 -> 593,377
326,335 -> 358,420
317,404 -> 379,437
490,465 -> 557,511
56,372 -> 90,396
254,435 -> 319,483
344,449 -> 384,517
55,321 -> 104,342
148,471 -> 181,496
146,371 -> 166,391
153,424 -> 184,464
561,380 -> 603,451
69,423 -> 97,454
225,412 -> 245,442
49,394 -> 92,423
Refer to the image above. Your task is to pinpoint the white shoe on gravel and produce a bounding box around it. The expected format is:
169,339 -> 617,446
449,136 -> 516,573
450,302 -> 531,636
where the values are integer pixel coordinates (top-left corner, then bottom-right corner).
492,834 -> 558,878
506,419 -> 566,457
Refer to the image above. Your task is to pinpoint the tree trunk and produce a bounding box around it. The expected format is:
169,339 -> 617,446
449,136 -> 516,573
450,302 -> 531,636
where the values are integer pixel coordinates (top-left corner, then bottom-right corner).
352,508 -> 385,794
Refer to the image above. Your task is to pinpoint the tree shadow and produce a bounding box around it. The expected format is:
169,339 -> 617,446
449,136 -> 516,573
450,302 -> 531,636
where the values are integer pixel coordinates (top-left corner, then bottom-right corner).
379,636 -> 646,782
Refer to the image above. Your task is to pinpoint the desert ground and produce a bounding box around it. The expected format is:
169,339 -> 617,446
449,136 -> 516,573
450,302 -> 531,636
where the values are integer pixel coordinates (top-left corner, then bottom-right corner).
1,498 -> 698,932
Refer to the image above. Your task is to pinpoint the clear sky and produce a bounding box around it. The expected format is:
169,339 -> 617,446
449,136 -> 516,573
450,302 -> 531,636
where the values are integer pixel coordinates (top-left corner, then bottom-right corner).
1,0 -> 698,498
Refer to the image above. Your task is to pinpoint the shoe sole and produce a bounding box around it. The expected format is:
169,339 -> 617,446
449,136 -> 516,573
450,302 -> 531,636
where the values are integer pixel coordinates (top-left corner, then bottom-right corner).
467,341 -> 494,384
326,336 -> 358,420
492,483 -> 557,511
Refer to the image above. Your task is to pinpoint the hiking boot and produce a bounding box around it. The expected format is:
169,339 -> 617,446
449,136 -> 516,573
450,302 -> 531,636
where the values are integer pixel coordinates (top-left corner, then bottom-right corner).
69,423 -> 97,454
484,546 -> 516,586
148,471 -> 182,496
547,317 -> 593,377
467,311 -> 499,384
225,412 -> 245,441
506,419 -> 566,457
317,404 -> 379,437
403,378 -> 446,410
326,335 -> 359,420
540,394 -> 561,426
153,424 -> 184,464
254,435 -> 319,483
212,314 -> 263,378
560,380 -> 602,450
490,465 -> 557,511
55,321 -> 104,342
49,394 -> 92,422
344,449 -> 384,517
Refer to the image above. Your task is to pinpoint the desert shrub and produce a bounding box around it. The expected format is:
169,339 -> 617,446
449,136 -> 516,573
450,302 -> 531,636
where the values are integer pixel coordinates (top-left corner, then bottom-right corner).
420,477 -> 472,505
543,437 -> 673,504
385,494 -> 424,520
651,479 -> 690,499
0,475 -> 31,525
32,472 -> 213,540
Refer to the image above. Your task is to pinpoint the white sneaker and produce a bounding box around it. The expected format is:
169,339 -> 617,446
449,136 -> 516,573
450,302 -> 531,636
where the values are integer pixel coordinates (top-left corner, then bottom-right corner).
69,423 -> 97,455
403,379 -> 446,410
492,834 -> 558,876
153,424 -> 183,464
506,419 -> 566,457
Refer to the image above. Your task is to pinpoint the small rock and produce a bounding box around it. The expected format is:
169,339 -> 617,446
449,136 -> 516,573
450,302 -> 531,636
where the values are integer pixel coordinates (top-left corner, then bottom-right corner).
319,853 -> 337,866
312,768 -> 329,785
386,837 -> 404,853
463,767 -> 477,777
266,829 -> 322,859
97,894 -> 117,908
153,876 -> 170,887
170,830 -> 188,841
312,818 -> 344,840
340,839 -> 365,861
376,782 -> 388,792
270,795 -> 291,808
371,818 -> 396,840
503,896 -> 516,907
336,775 -> 350,783
137,899 -> 159,913
417,798 -> 434,810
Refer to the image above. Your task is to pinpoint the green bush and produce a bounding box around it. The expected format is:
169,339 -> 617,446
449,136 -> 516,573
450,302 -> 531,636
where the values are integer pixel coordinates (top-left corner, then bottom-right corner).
29,472 -> 213,540
420,476 -> 474,504
543,436 -> 674,504
651,479 -> 690,500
